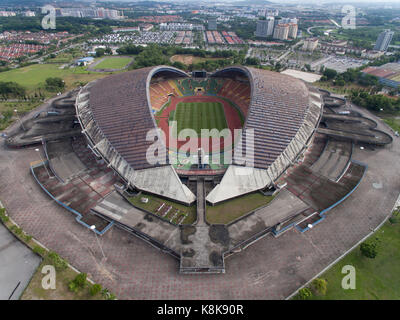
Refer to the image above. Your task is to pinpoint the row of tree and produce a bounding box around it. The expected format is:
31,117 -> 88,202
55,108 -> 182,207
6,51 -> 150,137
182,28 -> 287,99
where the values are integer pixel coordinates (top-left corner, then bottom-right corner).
0,81 -> 26,99
116,44 -> 252,71
350,90 -> 400,113
320,67 -> 379,88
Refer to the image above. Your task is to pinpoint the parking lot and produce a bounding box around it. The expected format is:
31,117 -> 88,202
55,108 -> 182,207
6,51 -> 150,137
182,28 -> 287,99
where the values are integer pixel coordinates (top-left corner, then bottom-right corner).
89,31 -> 176,45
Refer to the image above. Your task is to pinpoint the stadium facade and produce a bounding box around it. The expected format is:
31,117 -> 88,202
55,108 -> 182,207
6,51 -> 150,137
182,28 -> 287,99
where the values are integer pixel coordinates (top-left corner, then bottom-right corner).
76,65 -> 323,205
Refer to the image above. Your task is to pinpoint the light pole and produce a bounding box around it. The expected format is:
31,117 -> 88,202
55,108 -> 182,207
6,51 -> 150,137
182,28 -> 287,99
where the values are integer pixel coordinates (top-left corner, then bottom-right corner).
35,148 -> 52,178
90,225 -> 106,261
14,109 -> 25,131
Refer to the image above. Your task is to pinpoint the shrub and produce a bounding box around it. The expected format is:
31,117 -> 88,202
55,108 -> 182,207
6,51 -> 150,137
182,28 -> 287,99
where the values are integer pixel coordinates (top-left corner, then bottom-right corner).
10,225 -> 23,236
74,273 -> 87,288
46,251 -> 68,271
68,281 -> 79,293
311,278 -> 328,296
0,208 -> 9,223
297,288 -> 313,300
89,284 -> 102,296
68,273 -> 87,293
101,288 -> 116,300
389,216 -> 399,224
33,245 -> 46,256
360,238 -> 379,259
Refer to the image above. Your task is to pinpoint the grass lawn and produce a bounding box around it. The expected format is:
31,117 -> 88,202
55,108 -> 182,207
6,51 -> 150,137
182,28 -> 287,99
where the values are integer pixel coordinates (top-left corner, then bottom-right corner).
304,217 -> 400,300
172,101 -> 227,136
206,192 -> 275,224
0,63 -> 109,130
383,117 -> 400,133
128,192 -> 197,225
0,63 -> 107,93
0,100 -> 42,130
20,261 -> 105,300
93,57 -> 133,70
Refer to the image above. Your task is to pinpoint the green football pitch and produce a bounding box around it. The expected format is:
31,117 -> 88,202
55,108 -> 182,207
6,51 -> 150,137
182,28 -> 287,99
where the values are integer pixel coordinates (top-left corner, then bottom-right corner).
171,102 -> 228,136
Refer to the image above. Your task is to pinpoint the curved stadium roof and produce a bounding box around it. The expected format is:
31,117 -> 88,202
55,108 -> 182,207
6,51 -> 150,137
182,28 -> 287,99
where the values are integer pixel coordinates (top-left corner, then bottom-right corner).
76,65 -> 323,205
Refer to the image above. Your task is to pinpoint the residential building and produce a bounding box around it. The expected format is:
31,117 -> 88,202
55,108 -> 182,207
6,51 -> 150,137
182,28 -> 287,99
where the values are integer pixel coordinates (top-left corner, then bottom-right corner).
374,29 -> 394,52
208,17 -> 217,31
273,24 -> 289,41
303,38 -> 319,51
255,17 -> 274,38
288,23 -> 298,39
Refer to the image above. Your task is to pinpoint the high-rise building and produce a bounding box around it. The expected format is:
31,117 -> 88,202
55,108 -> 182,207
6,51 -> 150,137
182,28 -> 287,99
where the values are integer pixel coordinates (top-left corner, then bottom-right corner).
208,17 -> 217,31
374,29 -> 394,52
288,23 -> 298,39
303,38 -> 319,51
255,17 -> 274,38
273,24 -> 289,41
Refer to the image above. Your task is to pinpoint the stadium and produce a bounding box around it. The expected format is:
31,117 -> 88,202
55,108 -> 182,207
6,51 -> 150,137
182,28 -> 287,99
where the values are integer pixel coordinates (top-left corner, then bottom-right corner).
75,65 -> 323,206
4,65 -> 394,274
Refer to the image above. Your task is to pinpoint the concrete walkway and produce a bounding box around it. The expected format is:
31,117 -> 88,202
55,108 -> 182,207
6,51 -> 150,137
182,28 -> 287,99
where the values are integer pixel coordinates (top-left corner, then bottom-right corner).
0,222 -> 41,300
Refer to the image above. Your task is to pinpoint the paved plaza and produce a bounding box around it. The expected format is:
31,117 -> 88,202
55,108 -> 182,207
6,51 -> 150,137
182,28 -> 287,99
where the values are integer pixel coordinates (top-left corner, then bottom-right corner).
0,103 -> 399,299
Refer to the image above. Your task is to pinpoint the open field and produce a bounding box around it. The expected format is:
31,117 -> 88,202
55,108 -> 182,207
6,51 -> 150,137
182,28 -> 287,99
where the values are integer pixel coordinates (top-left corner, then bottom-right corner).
206,192 -> 275,224
170,54 -> 223,66
93,57 -> 133,70
0,64 -> 107,91
303,216 -> 400,300
128,193 -> 197,225
173,101 -> 227,136
0,63 -> 108,93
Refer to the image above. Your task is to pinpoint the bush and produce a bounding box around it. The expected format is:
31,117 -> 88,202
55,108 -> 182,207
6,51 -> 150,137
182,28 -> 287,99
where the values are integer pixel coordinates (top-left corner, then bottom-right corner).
45,77 -> 65,92
89,283 -> 102,296
0,208 -> 9,223
297,288 -> 313,300
68,281 -> 79,293
101,288 -> 116,300
389,216 -> 399,224
311,278 -> 328,296
33,245 -> 46,256
360,238 -> 379,259
68,273 -> 87,293
46,251 -> 68,271
10,225 -> 23,236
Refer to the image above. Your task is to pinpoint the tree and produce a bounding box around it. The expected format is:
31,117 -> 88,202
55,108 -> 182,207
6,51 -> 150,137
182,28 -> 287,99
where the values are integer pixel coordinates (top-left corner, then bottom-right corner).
245,57 -> 260,66
0,81 -> 26,99
323,68 -> 337,80
45,77 -> 65,92
360,238 -> 379,259
336,79 -> 345,87
105,47 -> 113,55
95,48 -> 105,57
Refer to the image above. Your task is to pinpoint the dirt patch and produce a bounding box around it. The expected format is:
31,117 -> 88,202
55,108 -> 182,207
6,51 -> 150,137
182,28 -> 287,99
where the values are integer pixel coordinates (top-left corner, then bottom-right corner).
182,248 -> 195,257
209,225 -> 230,247
181,226 -> 196,244
209,251 -> 223,267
